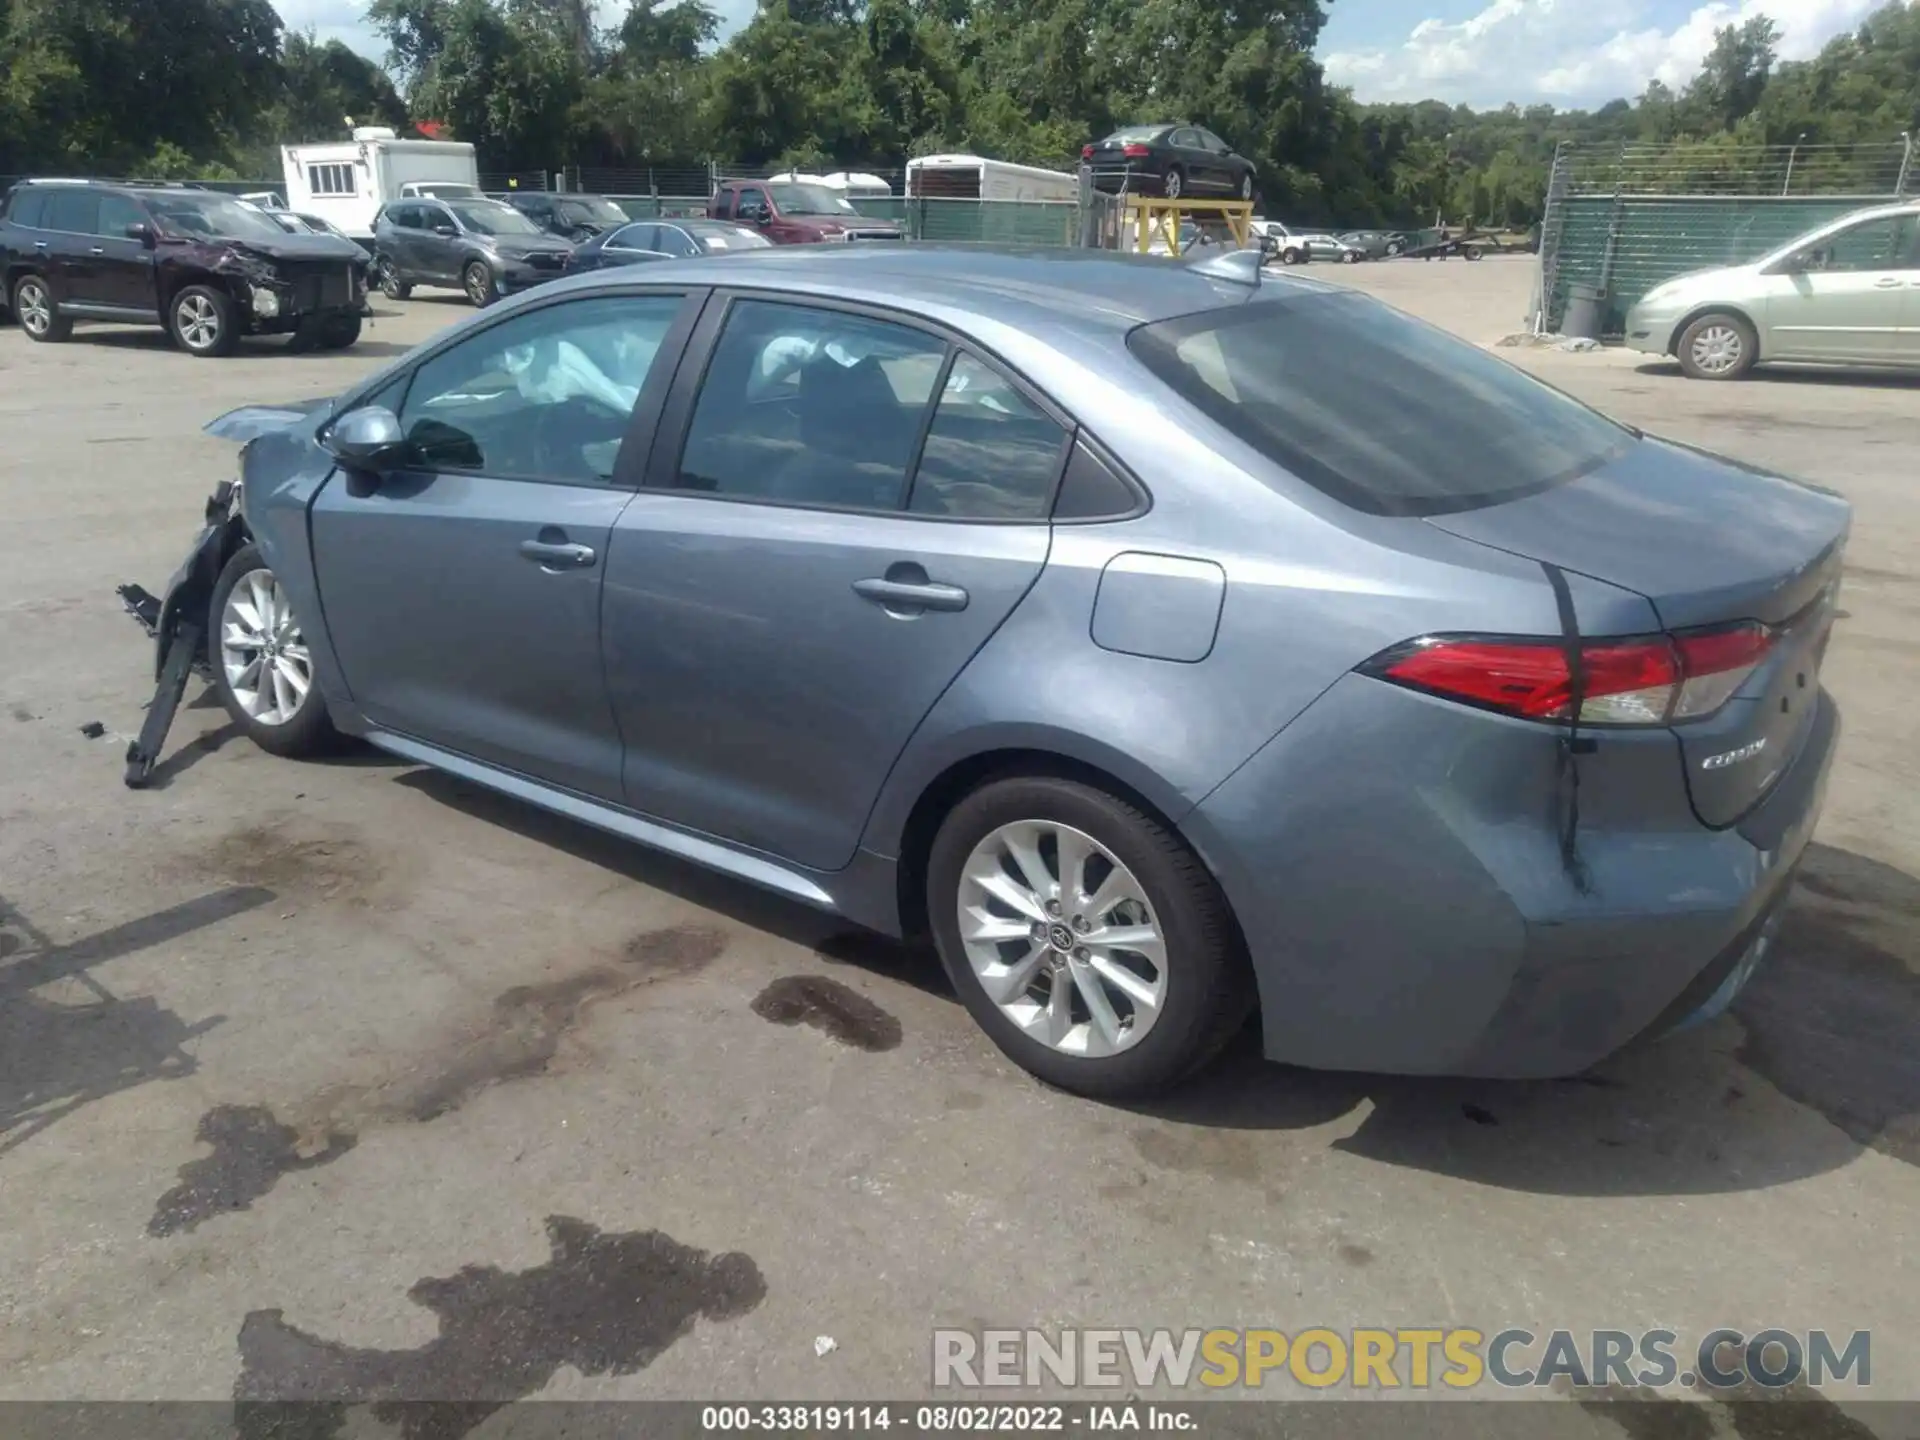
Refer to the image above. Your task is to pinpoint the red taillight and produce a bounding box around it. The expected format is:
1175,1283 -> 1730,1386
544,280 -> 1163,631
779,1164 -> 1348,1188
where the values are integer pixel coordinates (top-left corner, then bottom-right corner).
1082,145 -> 1095,160
1122,143 -> 1153,158
1369,622 -> 1774,727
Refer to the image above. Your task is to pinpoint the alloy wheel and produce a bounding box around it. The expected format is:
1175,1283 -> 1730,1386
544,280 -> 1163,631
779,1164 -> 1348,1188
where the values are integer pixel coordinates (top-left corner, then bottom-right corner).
957,820 -> 1168,1058
1689,323 -> 1744,376
221,568 -> 312,727
176,293 -> 221,351
16,281 -> 52,337
464,265 -> 490,306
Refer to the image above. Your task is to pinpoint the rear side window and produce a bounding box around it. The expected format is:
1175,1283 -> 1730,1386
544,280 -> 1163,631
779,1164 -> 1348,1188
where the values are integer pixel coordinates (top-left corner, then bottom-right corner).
1127,291 -> 1633,516
42,189 -> 101,235
711,188 -> 735,218
6,190 -> 48,228
909,355 -> 1068,519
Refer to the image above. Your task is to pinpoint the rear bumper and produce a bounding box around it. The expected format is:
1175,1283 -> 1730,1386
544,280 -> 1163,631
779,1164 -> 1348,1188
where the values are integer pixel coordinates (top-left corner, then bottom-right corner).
1184,674 -> 1838,1078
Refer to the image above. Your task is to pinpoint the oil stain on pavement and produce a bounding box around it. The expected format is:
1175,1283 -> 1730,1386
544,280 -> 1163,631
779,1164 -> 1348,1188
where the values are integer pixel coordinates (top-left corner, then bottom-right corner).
146,925 -> 725,1237
1734,843 -> 1920,1167
751,975 -> 903,1051
233,1215 -> 766,1440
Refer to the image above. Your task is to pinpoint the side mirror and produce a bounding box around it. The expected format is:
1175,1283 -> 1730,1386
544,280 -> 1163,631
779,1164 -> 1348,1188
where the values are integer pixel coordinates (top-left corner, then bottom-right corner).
432,223 -> 458,237
325,406 -> 407,473
125,222 -> 155,247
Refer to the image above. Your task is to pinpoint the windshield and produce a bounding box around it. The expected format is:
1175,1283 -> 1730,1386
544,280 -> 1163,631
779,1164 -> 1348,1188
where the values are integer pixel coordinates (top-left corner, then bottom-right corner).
414,183 -> 480,198
448,201 -> 544,236
1128,291 -> 1632,516
767,183 -> 855,216
560,197 -> 628,226
149,194 -> 294,242
689,223 -> 773,251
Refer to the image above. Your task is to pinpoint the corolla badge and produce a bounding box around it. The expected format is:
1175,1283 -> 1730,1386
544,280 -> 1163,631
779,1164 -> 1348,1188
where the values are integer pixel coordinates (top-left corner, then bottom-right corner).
1702,737 -> 1769,770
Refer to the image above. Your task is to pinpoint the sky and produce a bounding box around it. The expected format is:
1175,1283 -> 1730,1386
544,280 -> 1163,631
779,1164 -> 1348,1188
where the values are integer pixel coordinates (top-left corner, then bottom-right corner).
269,0 -> 1887,110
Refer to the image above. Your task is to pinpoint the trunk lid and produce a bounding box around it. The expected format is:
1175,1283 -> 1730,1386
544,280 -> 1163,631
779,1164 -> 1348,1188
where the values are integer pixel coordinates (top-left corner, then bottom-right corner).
1426,437 -> 1850,828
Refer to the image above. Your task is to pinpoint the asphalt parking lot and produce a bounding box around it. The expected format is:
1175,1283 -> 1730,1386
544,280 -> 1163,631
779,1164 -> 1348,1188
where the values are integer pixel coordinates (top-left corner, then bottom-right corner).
2,258 -> 1917,1428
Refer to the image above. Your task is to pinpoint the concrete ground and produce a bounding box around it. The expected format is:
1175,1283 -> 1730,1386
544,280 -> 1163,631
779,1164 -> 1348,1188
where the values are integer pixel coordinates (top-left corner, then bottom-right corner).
1,258 -> 1916,1431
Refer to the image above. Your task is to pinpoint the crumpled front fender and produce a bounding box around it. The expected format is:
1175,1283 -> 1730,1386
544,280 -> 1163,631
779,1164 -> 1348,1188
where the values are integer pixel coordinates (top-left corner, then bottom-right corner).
203,398 -> 336,445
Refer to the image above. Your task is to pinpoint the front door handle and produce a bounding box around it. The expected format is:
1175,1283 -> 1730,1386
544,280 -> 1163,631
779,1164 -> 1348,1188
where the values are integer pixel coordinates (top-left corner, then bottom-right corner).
90,246 -> 106,256
519,539 -> 596,569
1874,276 -> 1903,288
853,577 -> 970,613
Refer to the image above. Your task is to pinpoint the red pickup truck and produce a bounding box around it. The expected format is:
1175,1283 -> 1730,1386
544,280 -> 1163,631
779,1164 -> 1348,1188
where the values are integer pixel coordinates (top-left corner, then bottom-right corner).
708,179 -> 902,245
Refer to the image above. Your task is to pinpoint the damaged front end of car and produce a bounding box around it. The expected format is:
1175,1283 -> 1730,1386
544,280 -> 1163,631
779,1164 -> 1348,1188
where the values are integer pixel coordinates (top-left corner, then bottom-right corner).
116,398 -> 331,787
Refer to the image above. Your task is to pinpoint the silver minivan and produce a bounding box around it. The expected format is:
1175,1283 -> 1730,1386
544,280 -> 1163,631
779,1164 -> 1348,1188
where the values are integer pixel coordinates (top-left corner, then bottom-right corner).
1624,199 -> 1920,378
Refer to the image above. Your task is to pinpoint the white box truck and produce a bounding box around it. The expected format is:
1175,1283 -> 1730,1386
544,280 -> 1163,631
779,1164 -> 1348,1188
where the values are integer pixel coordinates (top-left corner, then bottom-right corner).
281,128 -> 482,242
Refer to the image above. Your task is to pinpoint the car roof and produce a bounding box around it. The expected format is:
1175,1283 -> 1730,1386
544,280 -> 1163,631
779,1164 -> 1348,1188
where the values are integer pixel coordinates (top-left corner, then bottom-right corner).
539,243 -> 1333,331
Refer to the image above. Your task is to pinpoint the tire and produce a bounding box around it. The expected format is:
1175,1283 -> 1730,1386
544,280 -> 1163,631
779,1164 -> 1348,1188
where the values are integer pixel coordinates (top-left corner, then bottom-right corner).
1280,247 -> 1305,266
377,259 -> 411,300
12,275 -> 72,343
463,260 -> 498,308
1162,167 -> 1185,202
927,775 -> 1253,1099
1341,249 -> 1360,264
1238,174 -> 1254,202
1676,311 -> 1758,380
1464,244 -> 1485,262
1385,239 -> 1404,257
169,284 -> 238,357
317,313 -> 362,350
208,544 -> 338,759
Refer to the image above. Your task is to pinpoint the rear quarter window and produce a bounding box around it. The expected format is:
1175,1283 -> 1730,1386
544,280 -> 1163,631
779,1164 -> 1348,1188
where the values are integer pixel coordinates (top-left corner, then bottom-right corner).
1126,290 -> 1634,516
5,189 -> 48,227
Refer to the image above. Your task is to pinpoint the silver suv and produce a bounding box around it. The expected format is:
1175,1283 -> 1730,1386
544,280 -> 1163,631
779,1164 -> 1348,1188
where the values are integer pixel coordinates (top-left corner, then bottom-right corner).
1624,200 -> 1920,378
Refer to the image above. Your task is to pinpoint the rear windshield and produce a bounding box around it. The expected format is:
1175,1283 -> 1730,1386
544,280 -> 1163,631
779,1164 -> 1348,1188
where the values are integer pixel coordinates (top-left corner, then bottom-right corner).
1126,291 -> 1633,516
1102,127 -> 1170,144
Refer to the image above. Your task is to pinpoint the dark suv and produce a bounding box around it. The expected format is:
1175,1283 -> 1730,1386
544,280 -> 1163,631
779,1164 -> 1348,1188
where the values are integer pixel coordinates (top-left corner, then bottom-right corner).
504,191 -> 631,242
0,180 -> 371,356
373,197 -> 574,307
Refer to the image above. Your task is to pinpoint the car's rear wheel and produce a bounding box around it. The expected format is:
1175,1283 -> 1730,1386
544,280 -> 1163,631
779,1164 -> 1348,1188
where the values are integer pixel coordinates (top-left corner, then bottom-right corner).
316,314 -> 361,350
463,261 -> 498,308
1385,238 -> 1404,256
1237,174 -> 1254,201
377,259 -> 411,300
1280,246 -> 1305,265
13,276 -> 71,342
1341,249 -> 1360,264
170,285 -> 238,357
1677,311 -> 1758,380
1163,167 -> 1185,201
209,545 -> 337,759
1464,243 -> 1486,261
927,776 -> 1251,1098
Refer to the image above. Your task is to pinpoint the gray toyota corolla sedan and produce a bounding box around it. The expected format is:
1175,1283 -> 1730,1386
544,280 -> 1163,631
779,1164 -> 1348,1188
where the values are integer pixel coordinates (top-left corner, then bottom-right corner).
143,245 -> 1847,1098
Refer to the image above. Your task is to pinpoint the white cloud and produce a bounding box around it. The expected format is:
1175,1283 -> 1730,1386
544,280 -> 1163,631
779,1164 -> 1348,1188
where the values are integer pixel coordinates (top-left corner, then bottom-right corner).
1322,0 -> 1885,107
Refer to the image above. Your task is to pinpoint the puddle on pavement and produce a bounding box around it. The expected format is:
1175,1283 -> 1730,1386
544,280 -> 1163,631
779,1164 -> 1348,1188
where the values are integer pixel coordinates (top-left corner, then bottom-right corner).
750,974 -> 903,1051
234,1215 -> 765,1438
1580,1379 -> 1879,1440
146,925 -> 725,1237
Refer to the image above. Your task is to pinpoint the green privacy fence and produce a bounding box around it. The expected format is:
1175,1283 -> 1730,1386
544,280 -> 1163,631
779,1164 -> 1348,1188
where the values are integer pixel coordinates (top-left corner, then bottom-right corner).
1536,140 -> 1913,336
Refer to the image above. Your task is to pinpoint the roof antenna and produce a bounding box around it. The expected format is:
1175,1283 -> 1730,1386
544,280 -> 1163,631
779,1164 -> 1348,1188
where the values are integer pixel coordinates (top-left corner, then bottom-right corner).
1186,247 -> 1263,286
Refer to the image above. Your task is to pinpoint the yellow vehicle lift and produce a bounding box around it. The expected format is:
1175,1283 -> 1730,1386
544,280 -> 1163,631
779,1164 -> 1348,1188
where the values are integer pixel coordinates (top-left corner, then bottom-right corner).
1121,196 -> 1256,256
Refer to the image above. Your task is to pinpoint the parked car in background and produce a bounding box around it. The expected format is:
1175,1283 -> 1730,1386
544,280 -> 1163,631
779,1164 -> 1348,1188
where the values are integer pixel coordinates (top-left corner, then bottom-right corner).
506,192 -> 630,242
1250,220 -> 1360,265
373,196 -> 574,306
1624,199 -> 1920,379
1084,125 -> 1258,201
2,179 -> 369,355
144,245 -> 1847,1101
707,180 -> 902,244
567,218 -> 773,272
262,210 -> 362,246
1337,230 -> 1408,259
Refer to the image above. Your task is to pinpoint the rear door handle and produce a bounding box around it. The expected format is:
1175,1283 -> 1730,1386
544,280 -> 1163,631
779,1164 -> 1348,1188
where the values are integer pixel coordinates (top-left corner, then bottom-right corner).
89,247 -> 106,256
853,577 -> 970,613
519,539 -> 596,569
1873,277 -> 1903,288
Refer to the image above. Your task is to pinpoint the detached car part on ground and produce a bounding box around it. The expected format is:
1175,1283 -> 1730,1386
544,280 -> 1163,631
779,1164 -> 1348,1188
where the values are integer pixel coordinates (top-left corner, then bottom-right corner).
1,181 -> 370,356
121,246 -> 1846,1101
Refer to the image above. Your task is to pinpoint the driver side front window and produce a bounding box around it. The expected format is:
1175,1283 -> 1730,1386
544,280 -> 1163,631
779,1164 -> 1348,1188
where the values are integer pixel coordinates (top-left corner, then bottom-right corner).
397,295 -> 685,485
1817,216 -> 1918,272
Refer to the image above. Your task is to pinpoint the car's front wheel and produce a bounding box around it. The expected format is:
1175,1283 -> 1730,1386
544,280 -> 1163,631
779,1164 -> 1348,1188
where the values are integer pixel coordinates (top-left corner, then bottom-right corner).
463,261 -> 498,308
927,776 -> 1251,1098
1238,174 -> 1254,201
377,259 -> 411,300
170,285 -> 238,357
209,545 -> 338,758
1677,311 -> 1758,380
1341,249 -> 1360,264
1162,167 -> 1185,201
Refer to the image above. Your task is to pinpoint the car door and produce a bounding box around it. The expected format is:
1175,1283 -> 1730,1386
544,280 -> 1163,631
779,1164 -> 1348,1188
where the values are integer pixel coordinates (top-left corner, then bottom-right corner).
417,203 -> 461,281
654,225 -> 701,259
379,204 -> 418,277
1761,214 -> 1915,363
37,188 -> 105,304
603,296 -> 1063,871
309,290 -> 701,801
1884,215 -> 1920,365
603,223 -> 664,265
1196,129 -> 1238,195
90,191 -> 160,315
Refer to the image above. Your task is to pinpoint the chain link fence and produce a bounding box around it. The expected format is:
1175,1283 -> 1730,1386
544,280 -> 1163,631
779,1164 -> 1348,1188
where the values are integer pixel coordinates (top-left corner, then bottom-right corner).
1534,138 -> 1915,337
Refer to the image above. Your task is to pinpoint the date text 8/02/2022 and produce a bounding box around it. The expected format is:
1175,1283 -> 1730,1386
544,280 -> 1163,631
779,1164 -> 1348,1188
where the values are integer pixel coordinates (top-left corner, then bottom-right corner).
700,1404 -> 1197,1431
931,1327 -> 1874,1392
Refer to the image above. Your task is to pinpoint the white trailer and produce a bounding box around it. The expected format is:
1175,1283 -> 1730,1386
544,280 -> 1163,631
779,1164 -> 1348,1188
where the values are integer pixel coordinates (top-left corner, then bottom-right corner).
281,128 -> 481,241
907,154 -> 1078,203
